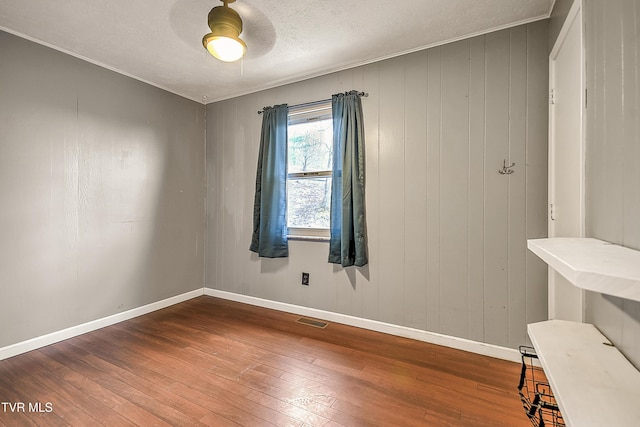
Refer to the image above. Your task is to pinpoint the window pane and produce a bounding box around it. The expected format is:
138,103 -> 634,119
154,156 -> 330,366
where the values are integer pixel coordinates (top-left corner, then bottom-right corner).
287,176 -> 332,228
288,119 -> 333,173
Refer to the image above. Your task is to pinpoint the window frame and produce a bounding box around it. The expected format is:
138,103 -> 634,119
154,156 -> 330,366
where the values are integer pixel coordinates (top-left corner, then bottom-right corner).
286,101 -> 333,240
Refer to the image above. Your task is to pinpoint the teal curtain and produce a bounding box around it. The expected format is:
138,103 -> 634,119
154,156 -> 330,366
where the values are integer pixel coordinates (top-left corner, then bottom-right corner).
250,104 -> 289,258
329,91 -> 368,267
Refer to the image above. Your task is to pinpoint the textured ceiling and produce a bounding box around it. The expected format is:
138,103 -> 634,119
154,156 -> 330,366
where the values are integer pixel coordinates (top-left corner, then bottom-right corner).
0,0 -> 553,104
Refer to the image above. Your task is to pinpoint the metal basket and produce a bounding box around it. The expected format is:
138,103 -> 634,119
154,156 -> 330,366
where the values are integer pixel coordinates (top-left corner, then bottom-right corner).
518,346 -> 565,427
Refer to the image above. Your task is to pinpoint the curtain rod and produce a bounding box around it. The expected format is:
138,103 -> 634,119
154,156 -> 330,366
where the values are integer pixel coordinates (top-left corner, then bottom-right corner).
257,91 -> 368,114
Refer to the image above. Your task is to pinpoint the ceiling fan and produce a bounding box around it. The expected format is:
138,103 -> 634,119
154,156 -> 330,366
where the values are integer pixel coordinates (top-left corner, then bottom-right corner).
202,0 -> 247,62
169,0 -> 276,64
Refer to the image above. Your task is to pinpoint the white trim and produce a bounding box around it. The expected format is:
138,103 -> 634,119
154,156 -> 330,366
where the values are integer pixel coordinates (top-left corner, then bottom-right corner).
549,0 -> 558,17
2,13 -> 550,106
288,235 -> 330,242
549,0 -> 585,236
0,289 -> 204,361
550,0 -> 582,60
287,228 -> 330,241
548,0 -> 586,321
205,15 -> 551,104
1,286 -> 522,363
204,288 -> 521,363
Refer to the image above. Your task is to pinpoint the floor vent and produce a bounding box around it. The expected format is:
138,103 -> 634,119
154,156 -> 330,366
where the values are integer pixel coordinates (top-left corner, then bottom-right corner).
296,317 -> 329,329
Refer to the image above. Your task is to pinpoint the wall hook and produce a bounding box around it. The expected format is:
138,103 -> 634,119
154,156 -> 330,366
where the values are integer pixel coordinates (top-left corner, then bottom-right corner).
499,159 -> 515,175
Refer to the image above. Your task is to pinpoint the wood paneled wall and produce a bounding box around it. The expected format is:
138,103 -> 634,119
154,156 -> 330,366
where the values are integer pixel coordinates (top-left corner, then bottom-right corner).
0,31 -> 206,349
582,0 -> 640,368
206,20 -> 549,350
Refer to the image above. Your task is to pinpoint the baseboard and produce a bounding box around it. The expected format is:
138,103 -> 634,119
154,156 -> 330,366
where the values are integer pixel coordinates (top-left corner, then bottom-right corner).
1,286 -> 521,363
204,288 -> 521,363
0,288 -> 204,361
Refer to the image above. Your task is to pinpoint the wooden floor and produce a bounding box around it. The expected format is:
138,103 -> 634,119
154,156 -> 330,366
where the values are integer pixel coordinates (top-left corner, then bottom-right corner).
0,296 -> 531,426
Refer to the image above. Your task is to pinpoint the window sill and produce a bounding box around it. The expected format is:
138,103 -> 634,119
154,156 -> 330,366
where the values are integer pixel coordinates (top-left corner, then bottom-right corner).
288,235 -> 330,242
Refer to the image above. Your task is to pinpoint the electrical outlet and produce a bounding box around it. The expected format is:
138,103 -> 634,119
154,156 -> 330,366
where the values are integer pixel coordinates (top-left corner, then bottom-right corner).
301,272 -> 310,286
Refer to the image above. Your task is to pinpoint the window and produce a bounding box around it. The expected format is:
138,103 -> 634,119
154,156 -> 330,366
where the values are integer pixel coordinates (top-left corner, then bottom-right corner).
287,101 -> 333,238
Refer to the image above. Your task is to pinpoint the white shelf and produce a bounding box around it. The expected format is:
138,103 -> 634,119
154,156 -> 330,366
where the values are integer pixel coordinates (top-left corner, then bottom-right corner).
527,237 -> 640,302
528,320 -> 640,427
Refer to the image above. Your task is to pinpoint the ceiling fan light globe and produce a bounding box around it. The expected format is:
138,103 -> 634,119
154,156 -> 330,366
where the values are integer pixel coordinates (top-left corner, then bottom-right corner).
204,35 -> 247,62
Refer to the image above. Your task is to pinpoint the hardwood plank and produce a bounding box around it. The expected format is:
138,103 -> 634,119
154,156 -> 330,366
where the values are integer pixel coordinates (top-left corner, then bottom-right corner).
44,364 -> 172,427
50,341 -> 209,427
71,333 -> 177,390
0,296 -> 530,426
243,388 -> 333,427
169,382 -> 284,427
65,348 -> 211,423
331,397 -> 425,427
0,358 -> 82,427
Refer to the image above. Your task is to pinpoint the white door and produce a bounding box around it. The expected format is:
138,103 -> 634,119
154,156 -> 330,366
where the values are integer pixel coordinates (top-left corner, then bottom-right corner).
548,0 -> 585,321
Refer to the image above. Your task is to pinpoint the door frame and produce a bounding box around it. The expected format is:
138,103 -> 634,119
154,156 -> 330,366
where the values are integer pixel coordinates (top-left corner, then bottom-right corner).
548,0 -> 586,320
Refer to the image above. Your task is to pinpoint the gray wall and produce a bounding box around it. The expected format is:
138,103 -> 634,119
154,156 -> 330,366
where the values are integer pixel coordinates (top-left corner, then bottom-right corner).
581,0 -> 640,368
0,31 -> 206,348
206,21 -> 549,350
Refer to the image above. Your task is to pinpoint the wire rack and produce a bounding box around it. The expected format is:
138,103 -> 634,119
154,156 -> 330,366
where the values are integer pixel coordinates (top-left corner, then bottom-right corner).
518,346 -> 565,427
